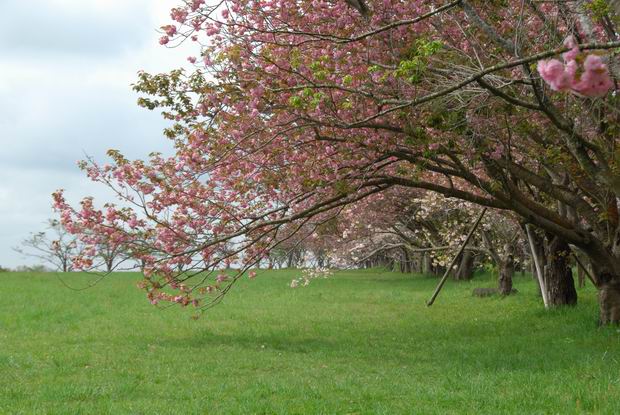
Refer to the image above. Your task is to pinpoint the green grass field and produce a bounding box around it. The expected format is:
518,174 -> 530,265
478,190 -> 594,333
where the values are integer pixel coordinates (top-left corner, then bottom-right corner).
1,269 -> 619,414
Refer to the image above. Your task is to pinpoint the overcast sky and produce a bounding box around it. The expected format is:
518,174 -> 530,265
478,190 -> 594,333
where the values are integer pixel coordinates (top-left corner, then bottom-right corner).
0,0 -> 193,268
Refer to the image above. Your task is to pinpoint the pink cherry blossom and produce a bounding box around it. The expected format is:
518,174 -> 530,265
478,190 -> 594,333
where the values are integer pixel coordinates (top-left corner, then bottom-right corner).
537,59 -> 572,91
538,36 -> 613,97
162,25 -> 177,37
573,55 -> 615,97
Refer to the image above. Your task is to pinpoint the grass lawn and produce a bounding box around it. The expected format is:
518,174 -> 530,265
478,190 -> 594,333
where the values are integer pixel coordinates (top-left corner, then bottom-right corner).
1,269 -> 619,414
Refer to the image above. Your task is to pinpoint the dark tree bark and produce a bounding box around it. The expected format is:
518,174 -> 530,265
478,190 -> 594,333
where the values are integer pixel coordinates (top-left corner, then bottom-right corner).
597,272 -> 620,324
481,230 -> 515,296
287,248 -> 303,268
404,249 -> 412,273
422,252 -> 432,275
414,253 -> 423,273
454,250 -> 475,280
577,260 -> 586,288
586,255 -> 620,324
105,258 -> 113,273
316,250 -> 325,268
544,235 -> 577,306
498,256 -> 514,295
433,264 -> 446,277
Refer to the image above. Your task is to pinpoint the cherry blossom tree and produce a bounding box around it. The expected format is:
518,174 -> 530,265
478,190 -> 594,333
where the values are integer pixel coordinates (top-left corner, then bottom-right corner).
54,0 -> 620,322
327,189 -> 529,294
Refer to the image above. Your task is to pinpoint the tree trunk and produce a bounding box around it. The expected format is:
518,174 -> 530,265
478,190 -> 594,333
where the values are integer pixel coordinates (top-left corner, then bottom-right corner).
433,264 -> 446,277
422,252 -> 432,275
498,256 -> 514,295
287,252 -> 293,268
597,273 -> 620,324
577,261 -> 585,288
317,253 -> 325,268
404,249 -> 412,273
454,250 -> 474,280
106,258 -> 113,273
414,253 -> 423,273
575,252 -> 588,288
544,236 -> 577,306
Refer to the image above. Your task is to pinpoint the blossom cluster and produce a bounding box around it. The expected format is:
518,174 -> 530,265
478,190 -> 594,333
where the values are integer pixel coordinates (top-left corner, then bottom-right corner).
538,36 -> 614,97
290,267 -> 333,288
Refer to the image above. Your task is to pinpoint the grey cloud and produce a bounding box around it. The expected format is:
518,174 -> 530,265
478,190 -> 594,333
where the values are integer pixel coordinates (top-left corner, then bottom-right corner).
0,69 -> 174,172
0,0 -> 154,57
0,0 -> 183,269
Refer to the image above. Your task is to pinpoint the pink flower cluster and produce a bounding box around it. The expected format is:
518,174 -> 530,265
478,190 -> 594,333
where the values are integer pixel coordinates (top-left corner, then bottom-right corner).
538,36 -> 614,97
170,8 -> 188,23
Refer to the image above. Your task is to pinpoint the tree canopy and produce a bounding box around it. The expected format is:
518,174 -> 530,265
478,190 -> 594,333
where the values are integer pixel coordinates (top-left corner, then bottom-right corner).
53,0 -> 620,321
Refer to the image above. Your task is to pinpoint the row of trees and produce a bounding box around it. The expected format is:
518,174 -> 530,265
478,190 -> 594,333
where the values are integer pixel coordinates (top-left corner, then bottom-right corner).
52,0 -> 620,323
14,220 -> 128,273
267,188 -> 589,306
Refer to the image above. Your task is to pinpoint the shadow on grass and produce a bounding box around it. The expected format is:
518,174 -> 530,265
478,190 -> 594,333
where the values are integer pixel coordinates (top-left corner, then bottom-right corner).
143,297 -> 609,378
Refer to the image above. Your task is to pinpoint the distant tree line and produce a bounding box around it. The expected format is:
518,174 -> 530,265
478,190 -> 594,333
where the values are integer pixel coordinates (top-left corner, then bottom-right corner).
13,219 -> 130,273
